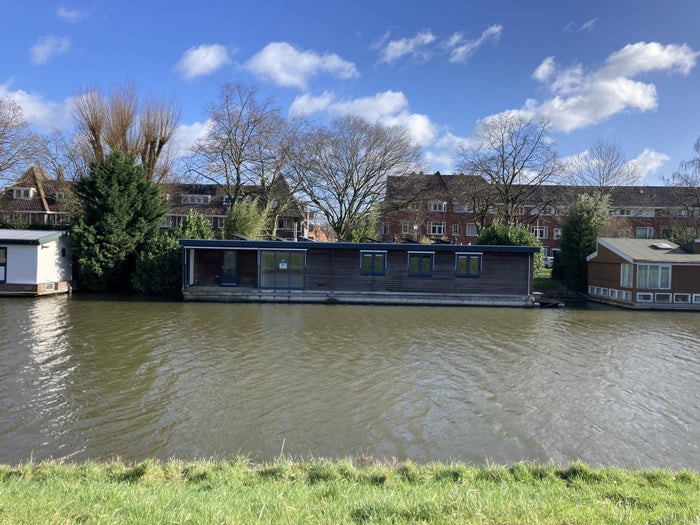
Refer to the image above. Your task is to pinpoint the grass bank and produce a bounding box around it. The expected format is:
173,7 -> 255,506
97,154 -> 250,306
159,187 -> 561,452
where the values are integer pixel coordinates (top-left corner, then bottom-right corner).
1,459 -> 698,523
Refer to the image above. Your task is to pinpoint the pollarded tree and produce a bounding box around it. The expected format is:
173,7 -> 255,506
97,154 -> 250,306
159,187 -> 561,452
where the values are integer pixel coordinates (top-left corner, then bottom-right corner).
72,84 -> 180,182
72,149 -> 168,291
456,113 -> 562,225
291,114 -> 422,240
556,192 -> 610,292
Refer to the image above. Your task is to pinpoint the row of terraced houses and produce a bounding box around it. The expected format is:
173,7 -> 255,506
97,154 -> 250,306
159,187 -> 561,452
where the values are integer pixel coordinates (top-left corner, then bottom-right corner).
2,169 -> 700,254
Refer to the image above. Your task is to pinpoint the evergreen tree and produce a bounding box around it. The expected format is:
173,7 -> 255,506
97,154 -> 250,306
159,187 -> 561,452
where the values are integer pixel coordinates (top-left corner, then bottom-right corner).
72,149 -> 167,291
223,198 -> 270,240
477,220 -> 544,274
556,193 -> 609,291
132,209 -> 214,295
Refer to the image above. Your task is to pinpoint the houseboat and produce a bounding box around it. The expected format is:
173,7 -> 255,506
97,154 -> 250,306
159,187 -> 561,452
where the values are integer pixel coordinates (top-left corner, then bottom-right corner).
587,237 -> 700,310
179,238 -> 539,307
0,229 -> 72,296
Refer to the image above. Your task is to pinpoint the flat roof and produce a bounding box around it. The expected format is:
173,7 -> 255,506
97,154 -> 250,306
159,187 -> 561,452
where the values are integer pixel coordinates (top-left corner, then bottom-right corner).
0,229 -> 68,245
179,238 -> 540,254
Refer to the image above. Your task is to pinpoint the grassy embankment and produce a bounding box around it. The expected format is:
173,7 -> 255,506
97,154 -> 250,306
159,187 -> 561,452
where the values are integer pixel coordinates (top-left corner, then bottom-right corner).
1,459 -> 698,524
534,268 -> 560,293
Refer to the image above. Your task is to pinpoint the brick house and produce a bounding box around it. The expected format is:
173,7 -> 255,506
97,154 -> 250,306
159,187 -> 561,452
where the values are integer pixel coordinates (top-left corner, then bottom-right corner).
378,172 -> 700,257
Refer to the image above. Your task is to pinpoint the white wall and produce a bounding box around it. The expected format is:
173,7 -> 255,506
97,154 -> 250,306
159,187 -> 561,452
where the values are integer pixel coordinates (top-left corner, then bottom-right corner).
2,238 -> 71,285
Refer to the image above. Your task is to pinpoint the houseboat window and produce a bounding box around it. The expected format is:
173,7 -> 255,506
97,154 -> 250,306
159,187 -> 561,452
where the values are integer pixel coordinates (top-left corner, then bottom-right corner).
674,293 -> 691,304
455,253 -> 481,277
360,251 -> 386,275
0,247 -> 6,283
620,264 -> 633,288
408,252 -> 433,276
636,264 -> 671,289
655,293 -> 672,303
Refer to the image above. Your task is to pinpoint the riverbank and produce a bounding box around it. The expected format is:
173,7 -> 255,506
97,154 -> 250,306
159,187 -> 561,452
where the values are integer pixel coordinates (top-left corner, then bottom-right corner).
1,459 -> 698,523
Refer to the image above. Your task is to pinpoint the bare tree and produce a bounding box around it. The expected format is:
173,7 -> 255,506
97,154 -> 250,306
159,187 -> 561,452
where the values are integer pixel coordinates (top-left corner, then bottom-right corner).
72,84 -> 180,181
664,138 -> 700,241
568,138 -> 640,189
456,113 -> 561,225
291,114 -> 422,240
186,83 -> 282,201
0,97 -> 38,187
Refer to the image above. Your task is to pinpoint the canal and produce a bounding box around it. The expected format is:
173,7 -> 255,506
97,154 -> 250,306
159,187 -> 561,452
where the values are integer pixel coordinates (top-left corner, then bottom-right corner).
0,295 -> 698,469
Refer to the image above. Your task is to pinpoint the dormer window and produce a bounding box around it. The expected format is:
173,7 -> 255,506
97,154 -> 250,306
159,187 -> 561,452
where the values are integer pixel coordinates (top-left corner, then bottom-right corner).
13,187 -> 35,199
181,194 -> 211,205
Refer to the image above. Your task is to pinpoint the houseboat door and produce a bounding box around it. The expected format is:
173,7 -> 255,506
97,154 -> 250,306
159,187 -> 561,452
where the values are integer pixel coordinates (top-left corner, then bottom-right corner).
220,251 -> 238,286
259,250 -> 305,289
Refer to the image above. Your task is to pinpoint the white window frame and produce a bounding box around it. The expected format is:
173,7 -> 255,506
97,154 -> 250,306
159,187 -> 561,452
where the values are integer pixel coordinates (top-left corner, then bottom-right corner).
553,228 -> 561,240
636,292 -> 653,302
466,223 -> 478,237
530,226 -> 548,240
620,263 -> 633,288
429,222 -> 446,236
693,294 -> 700,304
636,226 -> 654,239
674,293 -> 691,304
428,201 -> 447,212
636,264 -> 671,289
655,293 -> 672,303
451,223 -> 460,236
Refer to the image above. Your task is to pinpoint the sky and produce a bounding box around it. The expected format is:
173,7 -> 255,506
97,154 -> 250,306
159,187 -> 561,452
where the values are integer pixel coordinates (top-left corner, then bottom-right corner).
3,0 -> 700,185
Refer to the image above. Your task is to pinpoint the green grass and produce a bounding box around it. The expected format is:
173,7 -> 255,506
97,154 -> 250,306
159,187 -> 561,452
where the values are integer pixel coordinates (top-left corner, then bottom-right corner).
0,459 -> 698,523
534,268 -> 561,293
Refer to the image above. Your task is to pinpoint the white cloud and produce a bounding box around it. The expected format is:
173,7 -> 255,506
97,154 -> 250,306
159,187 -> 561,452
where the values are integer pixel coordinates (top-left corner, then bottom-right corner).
580,18 -> 598,31
175,44 -> 231,80
628,148 -> 670,179
245,42 -> 359,90
30,35 -> 71,65
172,119 -> 212,155
57,7 -> 87,22
444,24 -> 502,63
377,30 -> 436,64
519,42 -> 700,133
289,90 -> 437,147
0,83 -> 72,130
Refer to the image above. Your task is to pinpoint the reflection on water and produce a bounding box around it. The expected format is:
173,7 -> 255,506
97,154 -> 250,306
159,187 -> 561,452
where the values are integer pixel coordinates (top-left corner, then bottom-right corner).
0,296 -> 699,468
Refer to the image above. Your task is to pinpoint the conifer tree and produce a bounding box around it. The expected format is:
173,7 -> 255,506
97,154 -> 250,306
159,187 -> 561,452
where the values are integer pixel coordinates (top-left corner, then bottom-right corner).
72,149 -> 167,291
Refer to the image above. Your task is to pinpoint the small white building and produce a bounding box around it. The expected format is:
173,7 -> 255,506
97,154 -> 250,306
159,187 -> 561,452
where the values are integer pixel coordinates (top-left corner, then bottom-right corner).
0,229 -> 72,296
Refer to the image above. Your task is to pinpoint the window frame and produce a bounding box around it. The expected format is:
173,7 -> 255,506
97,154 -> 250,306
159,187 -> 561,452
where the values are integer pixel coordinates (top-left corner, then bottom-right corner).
620,263 -> 633,288
428,222 -> 446,236
455,252 -> 482,278
360,251 -> 387,276
636,264 -> 671,289
0,246 -> 6,283
407,252 -> 434,276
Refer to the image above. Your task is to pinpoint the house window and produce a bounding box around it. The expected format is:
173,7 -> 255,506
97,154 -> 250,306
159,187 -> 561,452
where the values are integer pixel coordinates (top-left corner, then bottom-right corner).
674,293 -> 691,304
451,224 -> 460,236
181,194 -> 211,205
0,247 -> 6,283
514,206 -> 525,216
216,217 -> 225,229
553,228 -> 561,240
636,264 -> 671,289
531,226 -> 548,240
13,187 -> 34,199
429,201 -> 447,212
408,252 -> 433,276
429,222 -> 446,235
278,217 -> 295,230
466,223 -> 478,236
542,206 -> 556,216
616,209 -> 632,216
453,203 -> 471,213
620,264 -> 633,288
401,222 -> 419,235
660,227 -> 670,239
361,251 -> 386,275
455,253 -> 481,277
378,222 -> 389,235
636,226 -> 653,239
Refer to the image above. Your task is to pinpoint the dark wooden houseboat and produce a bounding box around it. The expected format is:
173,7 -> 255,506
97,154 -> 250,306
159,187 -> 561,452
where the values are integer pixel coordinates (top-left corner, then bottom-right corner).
179,239 -> 539,307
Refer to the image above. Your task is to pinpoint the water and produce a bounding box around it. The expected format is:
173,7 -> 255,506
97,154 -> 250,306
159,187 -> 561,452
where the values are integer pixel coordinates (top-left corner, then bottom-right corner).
0,295 -> 698,468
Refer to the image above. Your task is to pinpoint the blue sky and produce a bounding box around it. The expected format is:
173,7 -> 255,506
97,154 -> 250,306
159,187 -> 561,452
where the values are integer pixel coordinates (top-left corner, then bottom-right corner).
3,0 -> 700,185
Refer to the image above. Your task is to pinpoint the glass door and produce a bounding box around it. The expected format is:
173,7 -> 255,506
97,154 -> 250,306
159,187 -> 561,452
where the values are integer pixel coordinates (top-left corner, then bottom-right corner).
220,251 -> 238,286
